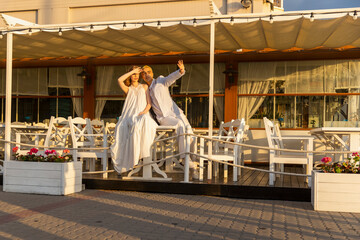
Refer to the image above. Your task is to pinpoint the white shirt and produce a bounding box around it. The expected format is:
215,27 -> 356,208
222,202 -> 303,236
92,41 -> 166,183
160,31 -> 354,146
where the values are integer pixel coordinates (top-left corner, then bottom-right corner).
149,70 -> 185,122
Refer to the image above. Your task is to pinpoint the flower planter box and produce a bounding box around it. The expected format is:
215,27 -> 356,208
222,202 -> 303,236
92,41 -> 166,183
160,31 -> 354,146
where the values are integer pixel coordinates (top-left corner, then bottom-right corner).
3,161 -> 82,195
312,170 -> 360,212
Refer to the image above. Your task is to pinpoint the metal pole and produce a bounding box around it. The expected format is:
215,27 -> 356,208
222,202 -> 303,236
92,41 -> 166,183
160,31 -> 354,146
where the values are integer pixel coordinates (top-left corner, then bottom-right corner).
4,32 -> 13,161
208,19 -> 215,158
183,125 -> 191,182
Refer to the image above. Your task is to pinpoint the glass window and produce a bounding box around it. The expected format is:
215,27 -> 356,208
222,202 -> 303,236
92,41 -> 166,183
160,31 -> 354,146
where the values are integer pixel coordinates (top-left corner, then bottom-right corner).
17,98 -> 38,123
296,96 -> 323,128
57,98 -> 73,118
172,96 -> 221,128
39,98 -> 50,122
275,96 -> 295,128
238,60 -> 360,129
296,61 -> 324,93
180,63 -> 225,94
247,96 -> 274,128
11,68 -> 48,96
49,67 -> 83,88
100,100 -> 125,122
325,95 -> 360,127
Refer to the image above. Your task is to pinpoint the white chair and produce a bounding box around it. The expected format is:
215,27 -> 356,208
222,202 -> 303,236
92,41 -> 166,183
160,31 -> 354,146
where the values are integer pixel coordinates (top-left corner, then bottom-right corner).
199,118 -> 247,182
263,117 -> 313,186
89,119 -> 106,147
12,122 -> 31,126
43,117 -> 71,151
68,117 -> 108,178
32,122 -> 48,128
16,116 -> 71,156
105,122 -> 116,146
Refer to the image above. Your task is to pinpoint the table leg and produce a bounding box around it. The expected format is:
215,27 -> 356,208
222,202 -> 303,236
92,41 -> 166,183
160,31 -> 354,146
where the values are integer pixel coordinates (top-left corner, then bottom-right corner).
165,132 -> 184,173
349,133 -> 360,152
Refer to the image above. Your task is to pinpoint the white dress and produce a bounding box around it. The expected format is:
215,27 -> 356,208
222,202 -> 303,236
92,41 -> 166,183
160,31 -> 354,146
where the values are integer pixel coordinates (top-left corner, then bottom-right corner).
110,84 -> 158,173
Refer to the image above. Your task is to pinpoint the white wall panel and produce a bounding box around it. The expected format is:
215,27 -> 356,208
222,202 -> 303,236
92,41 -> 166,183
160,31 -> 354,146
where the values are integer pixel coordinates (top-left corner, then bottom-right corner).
69,1 -> 210,23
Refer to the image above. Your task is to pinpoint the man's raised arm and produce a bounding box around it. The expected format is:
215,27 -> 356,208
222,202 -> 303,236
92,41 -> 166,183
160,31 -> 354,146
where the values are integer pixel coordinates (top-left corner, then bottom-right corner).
159,60 -> 185,87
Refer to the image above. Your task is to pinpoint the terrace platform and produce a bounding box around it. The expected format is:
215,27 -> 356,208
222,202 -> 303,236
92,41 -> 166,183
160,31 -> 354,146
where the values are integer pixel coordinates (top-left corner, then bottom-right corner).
0,164 -> 311,202
82,164 -> 311,202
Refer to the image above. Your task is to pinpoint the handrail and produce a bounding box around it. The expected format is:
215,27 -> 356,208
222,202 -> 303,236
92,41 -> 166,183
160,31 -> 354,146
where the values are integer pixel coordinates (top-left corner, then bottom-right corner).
1,132 -> 356,154
1,132 -> 354,178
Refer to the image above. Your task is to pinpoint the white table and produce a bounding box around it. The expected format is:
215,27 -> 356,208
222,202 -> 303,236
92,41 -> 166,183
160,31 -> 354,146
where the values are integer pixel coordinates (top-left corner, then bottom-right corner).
310,127 -> 360,160
310,127 -> 360,151
124,126 -> 178,181
0,124 -> 48,147
155,126 -> 185,172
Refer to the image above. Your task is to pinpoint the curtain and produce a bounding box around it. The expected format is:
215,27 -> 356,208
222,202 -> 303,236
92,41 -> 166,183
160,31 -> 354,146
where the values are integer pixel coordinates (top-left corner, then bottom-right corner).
95,66 -> 115,119
49,67 -> 83,88
65,67 -> 83,117
180,63 -> 225,122
238,81 -> 270,120
348,61 -> 360,121
237,60 -> 360,127
214,97 -> 224,123
0,68 -> 48,96
180,63 -> 225,94
349,89 -> 360,122
275,60 -> 360,94
237,62 -> 276,120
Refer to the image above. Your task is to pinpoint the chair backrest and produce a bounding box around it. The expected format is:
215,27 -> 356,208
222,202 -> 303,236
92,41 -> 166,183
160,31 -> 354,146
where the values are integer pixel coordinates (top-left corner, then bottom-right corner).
263,117 -> 284,150
90,119 -> 105,135
44,116 -> 71,148
216,118 -> 247,152
105,122 -> 116,134
89,119 -> 106,147
105,122 -> 116,145
32,122 -> 48,127
68,117 -> 94,148
218,118 -> 246,142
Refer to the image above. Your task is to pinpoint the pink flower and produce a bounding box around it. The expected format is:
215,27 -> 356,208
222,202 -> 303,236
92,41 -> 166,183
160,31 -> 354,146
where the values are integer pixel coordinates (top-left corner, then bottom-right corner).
63,149 -> 70,154
321,157 -> 332,164
45,150 -> 52,155
29,148 -> 38,154
12,146 -> 19,153
51,150 -> 57,155
352,152 -> 359,157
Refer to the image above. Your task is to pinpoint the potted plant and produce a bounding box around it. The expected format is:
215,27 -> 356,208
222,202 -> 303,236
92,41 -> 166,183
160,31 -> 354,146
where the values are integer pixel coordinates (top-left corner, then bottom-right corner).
312,153 -> 360,212
3,147 -> 82,195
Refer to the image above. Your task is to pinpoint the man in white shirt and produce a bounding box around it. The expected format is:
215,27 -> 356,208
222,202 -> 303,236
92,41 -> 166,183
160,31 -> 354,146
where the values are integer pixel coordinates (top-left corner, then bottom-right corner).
142,60 -> 199,179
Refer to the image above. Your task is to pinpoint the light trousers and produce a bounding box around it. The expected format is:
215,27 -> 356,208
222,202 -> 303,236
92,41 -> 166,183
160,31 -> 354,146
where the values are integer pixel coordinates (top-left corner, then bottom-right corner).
159,114 -> 196,169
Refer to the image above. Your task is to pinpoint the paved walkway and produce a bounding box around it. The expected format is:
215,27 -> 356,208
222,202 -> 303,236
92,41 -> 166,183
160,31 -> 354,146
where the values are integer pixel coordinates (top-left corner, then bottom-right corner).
0,188 -> 359,240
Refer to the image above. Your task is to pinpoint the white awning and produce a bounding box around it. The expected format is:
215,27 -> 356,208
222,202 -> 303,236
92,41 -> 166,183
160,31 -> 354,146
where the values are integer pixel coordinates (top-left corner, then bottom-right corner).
0,13 -> 36,28
1,8 -> 360,60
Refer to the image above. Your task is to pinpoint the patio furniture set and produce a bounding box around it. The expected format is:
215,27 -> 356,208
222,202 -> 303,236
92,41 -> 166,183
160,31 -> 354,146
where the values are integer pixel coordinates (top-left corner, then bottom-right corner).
2,116 -> 360,186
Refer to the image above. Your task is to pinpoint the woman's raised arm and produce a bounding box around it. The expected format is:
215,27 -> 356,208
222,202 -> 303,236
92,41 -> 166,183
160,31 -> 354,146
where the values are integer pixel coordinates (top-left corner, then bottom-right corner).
117,67 -> 142,94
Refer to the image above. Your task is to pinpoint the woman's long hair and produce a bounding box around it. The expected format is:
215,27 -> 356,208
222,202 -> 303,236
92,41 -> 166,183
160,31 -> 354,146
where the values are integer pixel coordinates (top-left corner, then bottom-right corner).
124,65 -> 140,87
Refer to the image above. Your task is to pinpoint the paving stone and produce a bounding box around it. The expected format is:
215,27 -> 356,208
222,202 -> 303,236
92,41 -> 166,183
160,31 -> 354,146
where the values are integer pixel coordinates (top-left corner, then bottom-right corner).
1,189 -> 360,239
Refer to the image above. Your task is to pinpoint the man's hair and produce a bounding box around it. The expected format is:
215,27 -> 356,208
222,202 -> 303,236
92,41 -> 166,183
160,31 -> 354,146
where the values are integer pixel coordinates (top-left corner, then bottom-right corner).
143,65 -> 152,70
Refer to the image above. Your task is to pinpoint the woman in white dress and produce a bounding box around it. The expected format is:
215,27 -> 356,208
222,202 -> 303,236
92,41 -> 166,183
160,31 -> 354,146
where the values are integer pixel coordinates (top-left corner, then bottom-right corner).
111,66 -> 158,173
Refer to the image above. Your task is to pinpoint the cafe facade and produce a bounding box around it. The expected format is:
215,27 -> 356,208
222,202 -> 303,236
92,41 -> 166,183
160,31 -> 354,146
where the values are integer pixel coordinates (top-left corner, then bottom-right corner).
1,0 -> 360,162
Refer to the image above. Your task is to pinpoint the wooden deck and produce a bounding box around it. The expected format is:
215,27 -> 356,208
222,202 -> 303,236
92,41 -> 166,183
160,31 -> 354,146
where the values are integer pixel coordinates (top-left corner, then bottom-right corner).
82,163 -> 311,202
84,164 -> 309,188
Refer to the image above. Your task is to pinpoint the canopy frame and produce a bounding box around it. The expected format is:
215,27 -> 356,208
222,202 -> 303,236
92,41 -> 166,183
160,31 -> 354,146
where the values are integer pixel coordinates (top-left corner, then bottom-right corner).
3,7 -> 360,161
